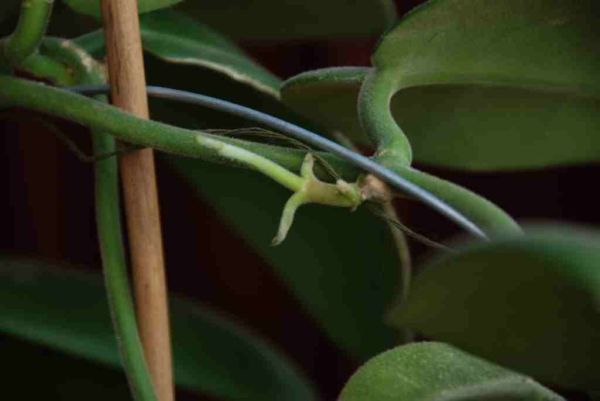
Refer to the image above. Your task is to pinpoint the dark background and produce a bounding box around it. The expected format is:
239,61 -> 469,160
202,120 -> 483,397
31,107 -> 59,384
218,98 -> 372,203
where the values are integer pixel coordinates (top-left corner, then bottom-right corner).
1,0 -> 597,399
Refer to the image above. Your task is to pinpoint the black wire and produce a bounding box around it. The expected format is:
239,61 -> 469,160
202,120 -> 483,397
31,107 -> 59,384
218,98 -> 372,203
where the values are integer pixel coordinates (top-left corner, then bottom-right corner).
66,84 -> 487,240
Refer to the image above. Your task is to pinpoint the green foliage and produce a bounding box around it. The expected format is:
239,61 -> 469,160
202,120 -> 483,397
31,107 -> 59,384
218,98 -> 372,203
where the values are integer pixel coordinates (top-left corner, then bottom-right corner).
174,0 -> 397,40
74,9 -> 281,97
2,1 -> 599,399
0,258 -> 317,400
338,342 -> 564,401
389,226 -> 600,392
285,38 -> 600,172
282,67 -> 370,145
357,0 -> 600,170
72,13 -> 406,360
283,69 -> 521,237
62,0 -> 182,18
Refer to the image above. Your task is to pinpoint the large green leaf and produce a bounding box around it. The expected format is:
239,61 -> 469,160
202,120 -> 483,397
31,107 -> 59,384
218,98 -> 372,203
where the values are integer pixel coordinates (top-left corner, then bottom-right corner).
0,257 -> 317,401
165,156 -> 400,360
389,226 -> 600,393
174,0 -> 396,40
339,342 -> 564,401
62,0 -> 182,18
354,0 -> 600,170
74,9 -> 281,97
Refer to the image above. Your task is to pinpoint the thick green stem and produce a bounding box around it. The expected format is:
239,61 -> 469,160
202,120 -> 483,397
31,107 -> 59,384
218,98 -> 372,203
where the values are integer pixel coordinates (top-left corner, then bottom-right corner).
392,166 -> 521,236
2,0 -> 54,65
358,69 -> 413,167
36,37 -> 158,401
94,130 -> 158,401
0,74 -> 357,181
196,135 -> 304,192
0,72 -> 521,238
18,52 -> 73,84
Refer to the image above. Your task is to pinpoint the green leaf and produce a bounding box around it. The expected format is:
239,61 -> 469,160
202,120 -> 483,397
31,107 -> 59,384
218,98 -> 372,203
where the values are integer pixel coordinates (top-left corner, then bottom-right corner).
0,257 -> 317,401
285,22 -> 600,172
338,342 -> 564,401
345,0 -> 600,170
294,0 -> 600,170
141,10 -> 280,97
389,225 -> 600,393
165,156 -> 400,360
174,0 -> 396,40
73,10 -> 281,97
62,0 -> 182,18
282,67 -> 373,145
281,67 -> 370,145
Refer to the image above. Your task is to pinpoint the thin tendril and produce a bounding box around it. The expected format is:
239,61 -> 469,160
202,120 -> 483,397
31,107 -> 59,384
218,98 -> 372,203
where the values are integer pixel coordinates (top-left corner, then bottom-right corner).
366,203 -> 453,252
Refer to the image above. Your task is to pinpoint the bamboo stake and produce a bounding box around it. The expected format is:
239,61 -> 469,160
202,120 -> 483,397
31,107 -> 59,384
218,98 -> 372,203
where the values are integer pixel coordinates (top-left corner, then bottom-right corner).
99,1 -> 174,400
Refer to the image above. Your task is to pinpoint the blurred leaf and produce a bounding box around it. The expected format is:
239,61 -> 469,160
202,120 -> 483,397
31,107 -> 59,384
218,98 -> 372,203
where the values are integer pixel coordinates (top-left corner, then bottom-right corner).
140,10 -> 280,97
165,156 -> 400,360
174,0 -> 396,40
62,0 -> 182,18
74,9 -> 281,97
389,225 -> 600,393
339,342 -> 564,401
298,1 -> 600,170
2,336 -> 131,401
0,257 -> 317,401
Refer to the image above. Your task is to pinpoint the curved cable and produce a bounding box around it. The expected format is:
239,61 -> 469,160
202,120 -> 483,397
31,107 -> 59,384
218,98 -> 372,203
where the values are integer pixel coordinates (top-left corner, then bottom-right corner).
67,84 -> 487,240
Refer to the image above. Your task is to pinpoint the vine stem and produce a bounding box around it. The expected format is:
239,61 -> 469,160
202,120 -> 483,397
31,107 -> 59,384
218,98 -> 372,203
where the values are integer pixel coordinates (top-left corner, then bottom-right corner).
2,0 -> 54,65
70,84 -> 488,239
39,37 -> 159,401
99,1 -> 174,400
0,76 -> 523,238
196,135 -> 304,191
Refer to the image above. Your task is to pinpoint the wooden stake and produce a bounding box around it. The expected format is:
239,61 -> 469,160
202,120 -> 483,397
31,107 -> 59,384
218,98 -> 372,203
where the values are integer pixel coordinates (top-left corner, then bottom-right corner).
99,1 -> 174,400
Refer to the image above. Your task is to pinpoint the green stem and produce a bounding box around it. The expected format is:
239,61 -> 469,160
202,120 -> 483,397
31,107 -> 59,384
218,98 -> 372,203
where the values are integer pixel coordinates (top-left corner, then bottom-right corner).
393,166 -> 521,236
94,130 -> 159,401
358,69 -> 413,167
2,0 -> 54,65
196,135 -> 304,192
271,153 -> 363,245
0,71 -> 521,238
0,74 -> 357,181
357,69 -> 519,237
36,37 -> 158,401
18,52 -> 73,84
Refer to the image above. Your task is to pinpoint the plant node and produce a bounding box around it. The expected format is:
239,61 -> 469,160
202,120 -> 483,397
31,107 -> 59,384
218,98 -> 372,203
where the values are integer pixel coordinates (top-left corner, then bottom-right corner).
272,154 -> 362,245
358,174 -> 393,203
